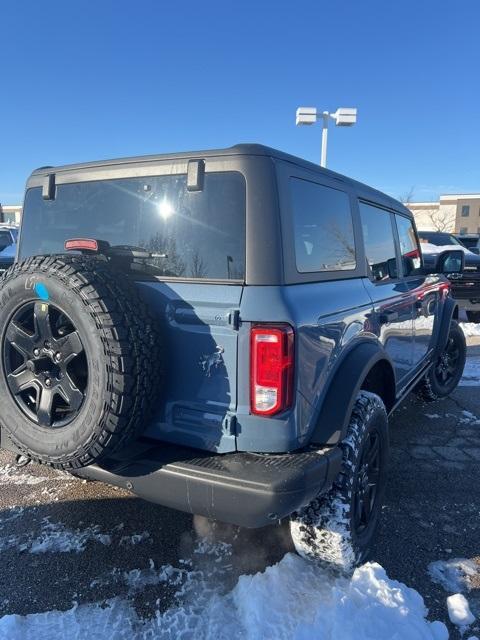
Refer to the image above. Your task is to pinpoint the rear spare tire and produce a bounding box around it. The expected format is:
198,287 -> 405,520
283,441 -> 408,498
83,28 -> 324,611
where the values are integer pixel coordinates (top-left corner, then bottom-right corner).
0,255 -> 162,469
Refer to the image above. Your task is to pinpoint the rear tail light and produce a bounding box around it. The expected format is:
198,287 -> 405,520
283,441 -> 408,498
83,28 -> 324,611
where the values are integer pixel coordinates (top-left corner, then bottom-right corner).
250,325 -> 294,416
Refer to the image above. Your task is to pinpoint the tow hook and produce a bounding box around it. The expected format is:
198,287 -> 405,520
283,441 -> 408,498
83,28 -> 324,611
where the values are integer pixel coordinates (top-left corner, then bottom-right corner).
14,454 -> 31,468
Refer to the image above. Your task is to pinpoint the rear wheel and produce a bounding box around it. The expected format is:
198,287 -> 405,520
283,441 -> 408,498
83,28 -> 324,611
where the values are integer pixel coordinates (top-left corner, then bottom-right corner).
416,320 -> 466,402
289,392 -> 389,572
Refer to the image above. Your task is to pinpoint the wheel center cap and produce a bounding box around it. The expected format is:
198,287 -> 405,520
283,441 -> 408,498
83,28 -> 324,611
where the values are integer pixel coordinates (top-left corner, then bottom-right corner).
27,355 -> 62,379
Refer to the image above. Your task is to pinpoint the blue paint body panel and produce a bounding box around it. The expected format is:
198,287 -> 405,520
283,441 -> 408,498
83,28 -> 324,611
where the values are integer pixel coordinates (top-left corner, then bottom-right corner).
137,281 -> 242,453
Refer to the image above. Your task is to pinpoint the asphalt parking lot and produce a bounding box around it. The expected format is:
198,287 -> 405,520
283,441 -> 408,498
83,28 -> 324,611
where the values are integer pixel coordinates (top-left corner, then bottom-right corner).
0,341 -> 479,638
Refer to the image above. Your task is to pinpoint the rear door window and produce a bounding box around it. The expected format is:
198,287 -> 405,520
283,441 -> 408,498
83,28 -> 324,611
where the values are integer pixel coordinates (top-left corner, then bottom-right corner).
20,172 -> 246,281
359,202 -> 397,282
290,178 -> 356,273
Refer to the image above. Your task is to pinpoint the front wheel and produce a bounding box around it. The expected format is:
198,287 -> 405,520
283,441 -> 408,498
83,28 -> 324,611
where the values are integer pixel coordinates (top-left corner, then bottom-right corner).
416,320 -> 466,402
290,392 -> 389,572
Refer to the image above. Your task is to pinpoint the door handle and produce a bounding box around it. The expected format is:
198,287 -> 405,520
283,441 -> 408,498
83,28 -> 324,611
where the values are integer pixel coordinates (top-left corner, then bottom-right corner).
379,310 -> 399,324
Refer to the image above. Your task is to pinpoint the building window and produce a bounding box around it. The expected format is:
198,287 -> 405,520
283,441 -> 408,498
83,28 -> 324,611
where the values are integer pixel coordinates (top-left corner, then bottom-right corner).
461,205 -> 470,217
460,227 -> 468,235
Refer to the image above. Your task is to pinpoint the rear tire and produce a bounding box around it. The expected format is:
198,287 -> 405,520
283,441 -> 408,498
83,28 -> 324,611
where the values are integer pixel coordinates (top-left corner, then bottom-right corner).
0,255 -> 163,469
415,320 -> 466,402
289,391 -> 389,572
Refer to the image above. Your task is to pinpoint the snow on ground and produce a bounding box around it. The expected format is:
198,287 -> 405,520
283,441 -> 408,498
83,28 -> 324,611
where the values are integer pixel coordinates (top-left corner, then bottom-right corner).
461,357 -> 480,387
0,516 -> 112,553
0,464 -> 65,486
428,558 -> 479,593
0,548 -> 449,640
447,593 -> 476,630
461,323 -> 480,338
0,514 -> 153,555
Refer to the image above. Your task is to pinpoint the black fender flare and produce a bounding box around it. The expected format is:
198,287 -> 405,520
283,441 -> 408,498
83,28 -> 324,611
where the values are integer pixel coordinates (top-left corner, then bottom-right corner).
309,341 -> 395,447
433,295 -> 457,359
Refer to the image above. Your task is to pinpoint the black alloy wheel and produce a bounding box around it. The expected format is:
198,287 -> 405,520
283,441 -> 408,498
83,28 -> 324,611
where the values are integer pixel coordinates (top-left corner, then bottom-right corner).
433,334 -> 461,390
3,301 -> 87,428
353,430 -> 381,536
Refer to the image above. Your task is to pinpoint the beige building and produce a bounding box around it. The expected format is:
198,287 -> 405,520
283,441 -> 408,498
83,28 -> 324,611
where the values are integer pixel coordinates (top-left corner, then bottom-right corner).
0,205 -> 22,225
407,194 -> 480,235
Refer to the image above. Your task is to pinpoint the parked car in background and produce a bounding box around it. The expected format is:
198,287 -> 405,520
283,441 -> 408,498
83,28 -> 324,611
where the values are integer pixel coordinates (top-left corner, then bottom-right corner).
456,233 -> 480,255
418,230 -> 480,322
0,224 -> 18,273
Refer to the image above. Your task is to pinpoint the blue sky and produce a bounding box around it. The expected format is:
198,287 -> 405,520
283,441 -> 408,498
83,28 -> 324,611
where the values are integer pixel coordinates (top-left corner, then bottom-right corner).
1,0 -> 479,204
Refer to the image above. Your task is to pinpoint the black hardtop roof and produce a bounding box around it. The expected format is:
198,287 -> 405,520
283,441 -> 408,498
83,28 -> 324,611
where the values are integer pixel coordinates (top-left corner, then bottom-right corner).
29,143 -> 408,215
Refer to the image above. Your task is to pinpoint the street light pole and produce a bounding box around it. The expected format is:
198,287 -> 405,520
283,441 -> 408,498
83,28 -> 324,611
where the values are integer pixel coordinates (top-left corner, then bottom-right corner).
296,107 -> 357,168
320,111 -> 329,168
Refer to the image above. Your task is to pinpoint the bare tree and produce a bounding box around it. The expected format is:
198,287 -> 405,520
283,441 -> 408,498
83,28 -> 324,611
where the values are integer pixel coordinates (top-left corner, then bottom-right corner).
421,208 -> 456,233
398,186 -> 416,205
190,250 -> 208,278
399,187 -> 456,233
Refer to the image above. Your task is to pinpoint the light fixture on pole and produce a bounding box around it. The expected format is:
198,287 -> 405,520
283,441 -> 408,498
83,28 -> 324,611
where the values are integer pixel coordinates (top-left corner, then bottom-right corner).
295,107 -> 357,168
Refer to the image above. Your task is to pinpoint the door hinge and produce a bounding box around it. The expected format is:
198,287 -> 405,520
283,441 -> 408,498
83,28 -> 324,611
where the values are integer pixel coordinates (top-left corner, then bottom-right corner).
228,309 -> 240,330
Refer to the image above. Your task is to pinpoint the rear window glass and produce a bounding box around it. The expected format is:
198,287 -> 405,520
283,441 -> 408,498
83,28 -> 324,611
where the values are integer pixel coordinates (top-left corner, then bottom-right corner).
20,172 -> 246,280
289,178 -> 356,273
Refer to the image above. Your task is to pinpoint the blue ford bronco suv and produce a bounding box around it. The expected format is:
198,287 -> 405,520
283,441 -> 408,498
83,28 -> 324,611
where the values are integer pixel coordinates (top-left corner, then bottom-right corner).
0,145 -> 467,569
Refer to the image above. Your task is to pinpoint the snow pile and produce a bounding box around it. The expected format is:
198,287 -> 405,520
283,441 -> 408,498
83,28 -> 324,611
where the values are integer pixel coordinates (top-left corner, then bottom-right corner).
0,553 -> 448,640
447,593 -> 475,629
428,558 -> 478,592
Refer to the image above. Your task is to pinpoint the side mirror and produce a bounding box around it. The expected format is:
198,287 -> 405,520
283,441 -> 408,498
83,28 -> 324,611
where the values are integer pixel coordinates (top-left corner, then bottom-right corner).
436,250 -> 465,275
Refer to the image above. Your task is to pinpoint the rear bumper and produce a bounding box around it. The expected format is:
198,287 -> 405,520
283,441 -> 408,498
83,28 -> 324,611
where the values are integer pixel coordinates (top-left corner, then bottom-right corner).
74,441 -> 342,528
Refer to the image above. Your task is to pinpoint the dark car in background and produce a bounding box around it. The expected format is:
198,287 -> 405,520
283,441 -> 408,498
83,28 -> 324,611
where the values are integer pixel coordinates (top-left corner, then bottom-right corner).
456,233 -> 480,255
0,225 -> 18,273
418,230 -> 480,322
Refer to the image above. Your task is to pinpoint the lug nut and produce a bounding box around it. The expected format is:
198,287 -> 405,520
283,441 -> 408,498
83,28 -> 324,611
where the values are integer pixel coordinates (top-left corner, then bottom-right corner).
45,378 -> 52,387
44,341 -> 50,349
55,352 -> 62,362
33,348 -> 40,357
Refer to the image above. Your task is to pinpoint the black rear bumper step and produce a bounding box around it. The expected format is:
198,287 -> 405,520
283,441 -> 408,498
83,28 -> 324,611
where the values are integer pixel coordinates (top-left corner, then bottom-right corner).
75,441 -> 343,528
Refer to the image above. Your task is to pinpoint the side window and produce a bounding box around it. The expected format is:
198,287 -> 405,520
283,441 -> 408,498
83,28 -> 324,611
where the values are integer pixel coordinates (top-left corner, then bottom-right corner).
290,178 -> 356,273
359,202 -> 397,282
395,214 -> 422,276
